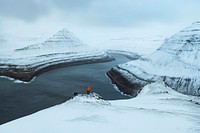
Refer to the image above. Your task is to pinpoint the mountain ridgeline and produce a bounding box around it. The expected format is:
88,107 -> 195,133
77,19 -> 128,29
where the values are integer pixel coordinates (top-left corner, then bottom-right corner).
107,22 -> 200,96
16,28 -> 85,53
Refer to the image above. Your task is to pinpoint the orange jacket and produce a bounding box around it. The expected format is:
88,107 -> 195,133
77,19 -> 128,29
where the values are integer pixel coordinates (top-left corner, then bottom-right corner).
87,86 -> 91,92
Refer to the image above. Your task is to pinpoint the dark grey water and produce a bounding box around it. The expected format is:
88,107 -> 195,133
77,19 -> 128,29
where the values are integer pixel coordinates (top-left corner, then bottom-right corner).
0,54 -> 132,125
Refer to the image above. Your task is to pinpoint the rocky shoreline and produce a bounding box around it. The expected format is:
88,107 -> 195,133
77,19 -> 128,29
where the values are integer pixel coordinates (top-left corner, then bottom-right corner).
107,66 -> 200,96
0,55 -> 114,82
106,68 -> 146,97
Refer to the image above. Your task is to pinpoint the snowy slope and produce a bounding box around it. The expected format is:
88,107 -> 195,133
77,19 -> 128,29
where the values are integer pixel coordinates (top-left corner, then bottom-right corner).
0,29 -> 112,81
0,33 -> 46,54
93,36 -> 164,55
0,82 -> 199,133
0,29 -> 107,61
14,28 -> 87,57
110,22 -> 200,96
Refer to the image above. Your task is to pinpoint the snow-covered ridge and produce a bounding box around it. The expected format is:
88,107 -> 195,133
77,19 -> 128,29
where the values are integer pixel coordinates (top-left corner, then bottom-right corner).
14,28 -> 88,58
0,83 -> 199,133
0,29 -> 113,81
16,29 -> 84,51
157,21 -> 200,67
44,28 -> 84,45
109,22 -> 200,96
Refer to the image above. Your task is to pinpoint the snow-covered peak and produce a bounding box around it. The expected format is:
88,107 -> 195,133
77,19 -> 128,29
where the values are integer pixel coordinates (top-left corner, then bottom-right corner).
17,28 -> 85,50
14,29 -> 89,57
158,21 -> 200,53
193,21 -> 200,24
118,22 -> 200,80
156,21 -> 200,68
44,28 -> 84,47
181,21 -> 200,32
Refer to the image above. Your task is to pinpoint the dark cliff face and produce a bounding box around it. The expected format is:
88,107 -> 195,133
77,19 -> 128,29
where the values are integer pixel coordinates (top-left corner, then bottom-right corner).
163,76 -> 200,96
107,67 -> 200,96
106,68 -> 145,97
107,22 -> 200,96
0,55 -> 114,82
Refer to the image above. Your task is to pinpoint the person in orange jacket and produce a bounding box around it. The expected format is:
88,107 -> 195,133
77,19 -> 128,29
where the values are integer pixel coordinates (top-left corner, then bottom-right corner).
87,86 -> 91,94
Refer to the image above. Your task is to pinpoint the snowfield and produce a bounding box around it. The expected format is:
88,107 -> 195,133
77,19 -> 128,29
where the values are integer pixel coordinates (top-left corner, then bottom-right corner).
91,35 -> 164,55
0,82 -> 199,133
112,22 -> 200,96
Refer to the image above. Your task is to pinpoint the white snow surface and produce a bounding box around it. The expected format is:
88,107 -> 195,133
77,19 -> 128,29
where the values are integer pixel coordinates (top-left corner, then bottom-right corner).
1,29 -> 165,57
0,82 -> 199,133
93,36 -> 164,55
0,29 -> 108,66
0,33 -> 47,53
118,22 -> 200,78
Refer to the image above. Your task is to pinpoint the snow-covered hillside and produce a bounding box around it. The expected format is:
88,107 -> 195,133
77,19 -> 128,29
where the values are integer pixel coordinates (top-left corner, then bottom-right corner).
0,33 -> 47,54
0,29 -> 113,81
93,36 -> 164,55
0,82 -> 199,133
108,22 -> 200,96
14,29 -> 87,57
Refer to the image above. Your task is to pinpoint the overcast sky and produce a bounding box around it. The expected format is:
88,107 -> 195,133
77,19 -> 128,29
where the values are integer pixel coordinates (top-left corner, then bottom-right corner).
0,0 -> 200,41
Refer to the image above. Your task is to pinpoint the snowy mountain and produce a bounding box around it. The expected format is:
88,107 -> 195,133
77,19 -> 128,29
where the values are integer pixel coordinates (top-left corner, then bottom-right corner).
15,28 -> 87,57
44,28 -> 84,46
0,29 -> 113,82
157,21 -> 200,67
108,22 -> 200,96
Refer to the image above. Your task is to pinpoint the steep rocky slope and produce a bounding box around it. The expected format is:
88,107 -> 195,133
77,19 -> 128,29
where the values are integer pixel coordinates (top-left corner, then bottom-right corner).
107,22 -> 200,96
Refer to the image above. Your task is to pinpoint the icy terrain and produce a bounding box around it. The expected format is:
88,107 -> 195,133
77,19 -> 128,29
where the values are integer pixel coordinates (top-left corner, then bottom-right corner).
0,29 -> 113,81
110,22 -> 200,96
0,29 -> 108,62
0,33 -> 47,54
96,35 -> 164,55
0,82 -> 199,133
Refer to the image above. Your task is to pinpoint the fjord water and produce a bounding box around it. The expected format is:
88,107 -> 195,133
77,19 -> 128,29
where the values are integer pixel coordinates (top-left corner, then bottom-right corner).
0,53 -> 133,124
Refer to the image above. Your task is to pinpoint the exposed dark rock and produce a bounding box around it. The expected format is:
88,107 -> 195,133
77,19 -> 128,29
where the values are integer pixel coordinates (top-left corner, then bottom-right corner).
0,56 -> 114,82
107,68 -> 148,97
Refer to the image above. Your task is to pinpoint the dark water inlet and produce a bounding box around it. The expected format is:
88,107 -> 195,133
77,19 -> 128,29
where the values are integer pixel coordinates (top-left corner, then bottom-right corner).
0,54 -> 134,125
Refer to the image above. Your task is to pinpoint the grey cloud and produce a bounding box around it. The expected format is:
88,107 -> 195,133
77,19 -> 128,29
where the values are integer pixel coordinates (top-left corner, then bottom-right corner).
52,0 -> 93,11
52,0 -> 200,26
0,0 -> 50,21
0,0 -> 200,26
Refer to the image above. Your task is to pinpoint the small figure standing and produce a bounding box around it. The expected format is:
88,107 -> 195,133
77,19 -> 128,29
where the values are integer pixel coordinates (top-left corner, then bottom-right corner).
87,86 -> 91,94
74,92 -> 78,96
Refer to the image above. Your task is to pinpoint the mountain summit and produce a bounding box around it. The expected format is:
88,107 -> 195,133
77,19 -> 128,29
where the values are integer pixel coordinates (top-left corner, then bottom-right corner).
157,21 -> 200,67
16,29 -> 86,54
44,28 -> 84,47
